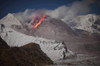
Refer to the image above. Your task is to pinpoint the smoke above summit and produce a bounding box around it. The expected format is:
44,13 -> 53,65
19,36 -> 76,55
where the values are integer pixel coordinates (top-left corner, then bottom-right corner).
46,0 -> 95,22
13,0 -> 96,23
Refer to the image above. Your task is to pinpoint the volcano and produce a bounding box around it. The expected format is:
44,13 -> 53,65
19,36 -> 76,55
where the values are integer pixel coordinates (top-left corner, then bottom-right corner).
32,16 -> 77,40
0,13 -> 100,65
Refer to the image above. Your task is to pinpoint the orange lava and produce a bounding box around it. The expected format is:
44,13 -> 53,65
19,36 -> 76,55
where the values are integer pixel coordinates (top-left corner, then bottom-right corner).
33,15 -> 45,29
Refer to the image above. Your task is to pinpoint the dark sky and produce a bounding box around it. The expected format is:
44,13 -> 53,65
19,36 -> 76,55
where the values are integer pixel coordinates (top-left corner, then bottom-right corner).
0,0 -> 100,19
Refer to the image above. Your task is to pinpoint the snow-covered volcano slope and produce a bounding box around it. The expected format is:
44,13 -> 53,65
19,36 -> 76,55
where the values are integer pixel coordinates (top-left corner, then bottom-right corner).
0,27 -> 74,61
68,14 -> 100,33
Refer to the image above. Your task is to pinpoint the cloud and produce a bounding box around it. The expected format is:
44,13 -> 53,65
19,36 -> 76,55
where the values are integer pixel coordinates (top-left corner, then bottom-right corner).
46,0 -> 95,22
14,0 -> 96,24
14,9 -> 35,23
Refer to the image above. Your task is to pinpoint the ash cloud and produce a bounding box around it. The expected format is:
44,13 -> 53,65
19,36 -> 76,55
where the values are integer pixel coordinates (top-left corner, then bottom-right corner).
14,9 -> 35,23
46,0 -> 95,22
14,0 -> 96,23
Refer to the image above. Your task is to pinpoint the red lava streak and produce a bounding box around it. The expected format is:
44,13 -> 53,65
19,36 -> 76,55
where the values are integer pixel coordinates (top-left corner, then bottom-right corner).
33,15 -> 45,29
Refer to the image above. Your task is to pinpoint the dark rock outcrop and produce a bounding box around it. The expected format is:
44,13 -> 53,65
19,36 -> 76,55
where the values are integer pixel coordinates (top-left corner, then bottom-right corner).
0,42 -> 53,66
0,37 -> 9,49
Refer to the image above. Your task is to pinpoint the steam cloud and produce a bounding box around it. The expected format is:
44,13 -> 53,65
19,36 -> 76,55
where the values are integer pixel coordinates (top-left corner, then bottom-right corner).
14,0 -> 96,23
46,0 -> 95,22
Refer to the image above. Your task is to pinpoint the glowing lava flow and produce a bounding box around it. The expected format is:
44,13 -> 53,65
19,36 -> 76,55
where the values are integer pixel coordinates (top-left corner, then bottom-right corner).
33,15 -> 45,29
